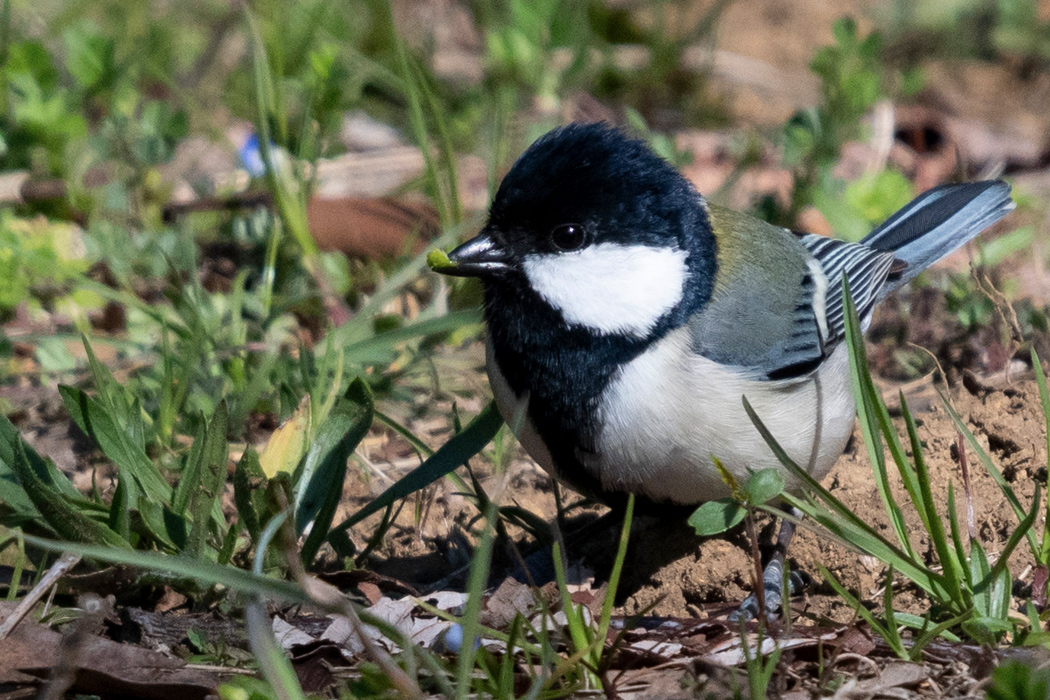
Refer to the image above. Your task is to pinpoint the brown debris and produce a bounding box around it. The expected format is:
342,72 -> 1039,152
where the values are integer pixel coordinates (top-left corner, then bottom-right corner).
0,601 -> 220,699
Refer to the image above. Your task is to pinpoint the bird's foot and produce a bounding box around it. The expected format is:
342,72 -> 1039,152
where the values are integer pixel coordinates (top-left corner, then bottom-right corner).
728,555 -> 808,622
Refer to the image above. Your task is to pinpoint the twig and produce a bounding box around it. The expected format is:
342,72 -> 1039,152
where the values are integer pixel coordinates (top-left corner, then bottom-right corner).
907,342 -> 954,410
956,431 -> 977,541
744,511 -> 766,618
970,261 -> 1024,382
867,100 -> 896,173
0,552 -> 81,639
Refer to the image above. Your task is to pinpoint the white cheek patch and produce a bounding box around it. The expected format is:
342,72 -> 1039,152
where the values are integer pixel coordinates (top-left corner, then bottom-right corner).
522,243 -> 688,337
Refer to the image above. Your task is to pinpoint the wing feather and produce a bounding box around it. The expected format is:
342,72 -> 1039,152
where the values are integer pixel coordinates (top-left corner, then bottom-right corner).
688,204 -> 897,381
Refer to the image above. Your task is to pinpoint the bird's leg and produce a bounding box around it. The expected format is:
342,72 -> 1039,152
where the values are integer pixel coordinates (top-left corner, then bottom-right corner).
729,507 -> 807,622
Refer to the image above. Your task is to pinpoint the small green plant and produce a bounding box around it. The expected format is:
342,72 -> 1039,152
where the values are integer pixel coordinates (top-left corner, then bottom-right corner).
688,465 -> 785,541
185,627 -> 256,667
745,281 -> 1041,652
995,0 -> 1050,70
477,0 -> 592,118
0,213 -> 101,322
739,618 -> 781,700
985,659 -> 1050,700
774,18 -> 921,235
551,494 -> 634,692
884,0 -> 1050,77
589,0 -> 731,129
0,332 -> 373,573
0,35 -> 88,175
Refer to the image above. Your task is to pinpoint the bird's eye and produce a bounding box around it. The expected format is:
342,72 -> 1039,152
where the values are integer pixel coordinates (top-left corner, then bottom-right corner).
550,224 -> 587,252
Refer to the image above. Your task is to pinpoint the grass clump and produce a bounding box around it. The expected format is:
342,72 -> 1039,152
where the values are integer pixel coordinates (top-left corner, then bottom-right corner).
742,280 -> 1047,657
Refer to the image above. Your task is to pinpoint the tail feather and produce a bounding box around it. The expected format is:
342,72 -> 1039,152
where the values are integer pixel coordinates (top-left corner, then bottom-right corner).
862,180 -> 1014,294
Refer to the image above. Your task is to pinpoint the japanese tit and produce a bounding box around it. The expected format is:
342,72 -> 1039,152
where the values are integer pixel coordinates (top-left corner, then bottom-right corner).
433,122 -> 1013,511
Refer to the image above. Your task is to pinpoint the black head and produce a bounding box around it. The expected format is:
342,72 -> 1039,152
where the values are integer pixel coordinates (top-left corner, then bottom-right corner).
491,122 -> 705,249
438,123 -> 715,285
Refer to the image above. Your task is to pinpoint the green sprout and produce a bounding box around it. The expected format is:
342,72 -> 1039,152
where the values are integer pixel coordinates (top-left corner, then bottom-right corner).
426,248 -> 456,271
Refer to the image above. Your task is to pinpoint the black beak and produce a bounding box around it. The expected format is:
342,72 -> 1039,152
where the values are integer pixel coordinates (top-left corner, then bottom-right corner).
436,230 -> 511,278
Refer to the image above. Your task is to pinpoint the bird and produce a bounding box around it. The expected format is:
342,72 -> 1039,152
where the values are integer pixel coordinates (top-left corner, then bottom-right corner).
430,122 -> 1014,619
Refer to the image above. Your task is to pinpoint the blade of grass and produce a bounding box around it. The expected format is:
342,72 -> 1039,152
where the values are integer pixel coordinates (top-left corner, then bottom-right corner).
1032,349 -> 1050,564
819,563 -> 907,658
552,539 -> 602,688
245,600 -> 308,700
21,533 -> 307,602
297,380 -> 374,566
454,496 -> 498,699
595,493 -> 633,669
173,419 -> 207,515
746,399 -> 948,597
946,484 -> 972,589
329,401 -> 502,537
373,408 -> 435,457
842,279 -> 916,558
901,394 -> 966,606
979,484 -> 1040,594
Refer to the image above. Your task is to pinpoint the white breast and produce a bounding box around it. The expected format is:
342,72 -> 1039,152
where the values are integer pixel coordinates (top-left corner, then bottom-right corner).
591,328 -> 855,504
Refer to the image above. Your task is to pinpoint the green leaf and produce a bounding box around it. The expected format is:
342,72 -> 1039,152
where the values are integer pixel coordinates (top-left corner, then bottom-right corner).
329,402 -> 503,538
9,438 -> 131,549
82,336 -> 145,448
1033,348 -> 1050,567
22,533 -> 308,604
986,661 -> 1050,700
745,468 -> 785,505
138,499 -> 185,551
902,393 -> 966,605
259,395 -> 310,478
962,616 -> 1014,647
172,419 -> 207,515
842,278 -> 917,559
62,25 -> 115,91
60,385 -> 172,503
970,537 -> 993,616
688,499 -> 745,536
297,379 -> 374,566
186,401 -> 230,558
843,170 -> 913,228
234,446 -> 266,545
108,474 -> 135,542
340,308 -> 483,364
0,413 -> 80,500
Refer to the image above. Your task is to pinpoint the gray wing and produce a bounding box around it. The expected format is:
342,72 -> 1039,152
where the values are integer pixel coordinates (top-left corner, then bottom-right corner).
689,205 -> 897,381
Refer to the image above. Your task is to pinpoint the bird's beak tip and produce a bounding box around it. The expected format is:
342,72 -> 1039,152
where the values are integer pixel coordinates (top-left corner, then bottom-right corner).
432,231 -> 509,278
